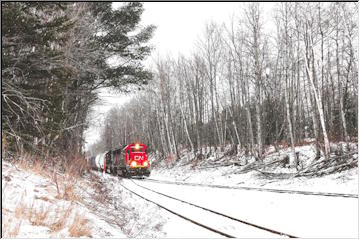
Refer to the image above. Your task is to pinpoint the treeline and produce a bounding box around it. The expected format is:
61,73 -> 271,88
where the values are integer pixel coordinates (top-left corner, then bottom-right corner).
2,2 -> 154,156
96,2 -> 358,167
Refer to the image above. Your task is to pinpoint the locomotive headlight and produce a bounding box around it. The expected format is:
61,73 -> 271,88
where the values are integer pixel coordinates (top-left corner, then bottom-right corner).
131,161 -> 137,167
135,143 -> 140,150
143,161 -> 148,167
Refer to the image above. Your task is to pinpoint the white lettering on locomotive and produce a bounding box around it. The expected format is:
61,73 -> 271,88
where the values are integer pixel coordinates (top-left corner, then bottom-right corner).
134,155 -> 143,160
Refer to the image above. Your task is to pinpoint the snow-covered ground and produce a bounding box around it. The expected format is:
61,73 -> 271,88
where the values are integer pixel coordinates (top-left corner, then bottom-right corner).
142,142 -> 358,238
2,142 -> 358,238
2,161 -> 127,238
130,178 -> 357,238
2,160 -> 228,238
2,161 -> 168,238
97,172 -> 223,238
151,143 -> 358,195
151,164 -> 358,195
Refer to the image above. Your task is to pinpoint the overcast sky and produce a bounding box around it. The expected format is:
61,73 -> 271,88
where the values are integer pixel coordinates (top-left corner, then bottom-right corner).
84,2 -> 275,150
142,2 -> 276,62
142,2 -> 241,60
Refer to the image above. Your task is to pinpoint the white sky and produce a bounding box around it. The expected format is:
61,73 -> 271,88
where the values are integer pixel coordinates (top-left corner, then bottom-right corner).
141,2 -> 276,62
84,2 -> 276,150
142,2 -> 241,60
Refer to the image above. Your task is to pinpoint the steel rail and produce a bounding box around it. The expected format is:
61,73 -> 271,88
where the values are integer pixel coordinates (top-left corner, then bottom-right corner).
131,179 -> 297,238
119,180 -> 235,238
144,178 -> 358,198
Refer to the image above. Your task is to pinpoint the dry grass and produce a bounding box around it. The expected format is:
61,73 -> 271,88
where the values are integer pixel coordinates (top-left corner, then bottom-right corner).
33,160 -> 47,176
14,151 -> 90,202
16,154 -> 48,178
68,212 -> 91,237
51,152 -> 90,201
14,201 -> 27,219
52,172 -> 79,202
6,199 -> 77,236
49,205 -> 73,233
14,200 -> 76,234
14,200 -> 51,227
64,183 -> 78,201
12,197 -> 73,233
2,217 -> 22,238
14,193 -> 27,219
60,151 -> 90,178
3,152 -> 93,237
35,195 -> 55,203
15,151 -> 89,179
16,154 -> 32,170
8,221 -> 22,238
4,200 -> 50,237
28,203 -> 50,226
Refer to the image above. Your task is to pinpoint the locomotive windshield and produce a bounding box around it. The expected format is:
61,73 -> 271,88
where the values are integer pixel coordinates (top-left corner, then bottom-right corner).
131,146 -> 144,153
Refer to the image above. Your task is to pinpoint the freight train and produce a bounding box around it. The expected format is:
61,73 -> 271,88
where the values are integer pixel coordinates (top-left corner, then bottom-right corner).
88,143 -> 150,177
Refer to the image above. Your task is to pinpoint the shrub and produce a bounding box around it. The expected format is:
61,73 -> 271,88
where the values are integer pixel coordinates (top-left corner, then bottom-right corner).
69,212 -> 91,237
28,203 -> 50,226
49,205 -> 73,233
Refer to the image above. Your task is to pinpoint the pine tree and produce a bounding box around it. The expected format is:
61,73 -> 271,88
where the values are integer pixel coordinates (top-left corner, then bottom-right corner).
87,2 -> 155,90
2,2 -> 155,155
2,2 -> 73,153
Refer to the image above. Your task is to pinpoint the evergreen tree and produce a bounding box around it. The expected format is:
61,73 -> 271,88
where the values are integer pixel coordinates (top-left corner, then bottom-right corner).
88,2 -> 155,90
2,2 -> 155,155
2,2 -> 73,153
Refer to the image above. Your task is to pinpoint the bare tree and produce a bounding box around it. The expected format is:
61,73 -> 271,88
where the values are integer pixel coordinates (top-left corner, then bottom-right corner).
244,3 -> 265,160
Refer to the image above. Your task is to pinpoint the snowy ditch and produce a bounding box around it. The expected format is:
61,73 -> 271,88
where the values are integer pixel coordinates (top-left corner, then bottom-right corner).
1,161 -> 165,238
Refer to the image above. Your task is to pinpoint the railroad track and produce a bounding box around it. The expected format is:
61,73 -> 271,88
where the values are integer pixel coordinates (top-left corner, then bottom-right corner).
119,181 -> 234,238
143,178 -> 358,198
119,177 -> 297,238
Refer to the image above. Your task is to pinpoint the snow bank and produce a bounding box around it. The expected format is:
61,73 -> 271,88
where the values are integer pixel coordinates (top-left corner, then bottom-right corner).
2,158 -> 190,238
150,142 -> 358,194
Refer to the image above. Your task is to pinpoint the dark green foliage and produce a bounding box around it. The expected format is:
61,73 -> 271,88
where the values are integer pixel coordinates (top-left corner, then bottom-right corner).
2,2 -> 155,155
2,2 -> 73,153
88,2 -> 155,90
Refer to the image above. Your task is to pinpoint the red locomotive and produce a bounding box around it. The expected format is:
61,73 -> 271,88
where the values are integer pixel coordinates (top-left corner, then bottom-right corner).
122,143 -> 150,177
88,143 -> 150,177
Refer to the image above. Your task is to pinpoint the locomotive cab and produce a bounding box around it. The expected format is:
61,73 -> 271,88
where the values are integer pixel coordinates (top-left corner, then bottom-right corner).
124,143 -> 150,177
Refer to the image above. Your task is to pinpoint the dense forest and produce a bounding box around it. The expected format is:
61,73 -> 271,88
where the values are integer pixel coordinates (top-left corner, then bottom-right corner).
91,2 -> 358,168
2,2 -> 155,156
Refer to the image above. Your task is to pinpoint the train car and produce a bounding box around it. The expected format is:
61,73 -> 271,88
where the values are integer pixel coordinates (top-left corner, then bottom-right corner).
86,152 -> 110,172
91,143 -> 150,177
87,156 -> 97,170
109,143 -> 150,177
95,152 -> 107,171
106,148 -> 122,175
122,143 -> 150,177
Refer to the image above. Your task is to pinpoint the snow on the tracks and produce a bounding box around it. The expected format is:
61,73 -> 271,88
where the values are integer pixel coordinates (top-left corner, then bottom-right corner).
134,178 -> 357,238
95,172 -> 223,238
122,179 -> 289,238
145,143 -> 358,238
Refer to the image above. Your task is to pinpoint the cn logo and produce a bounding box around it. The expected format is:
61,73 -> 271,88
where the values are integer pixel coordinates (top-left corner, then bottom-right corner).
134,156 -> 143,160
